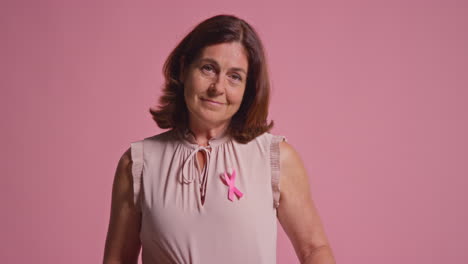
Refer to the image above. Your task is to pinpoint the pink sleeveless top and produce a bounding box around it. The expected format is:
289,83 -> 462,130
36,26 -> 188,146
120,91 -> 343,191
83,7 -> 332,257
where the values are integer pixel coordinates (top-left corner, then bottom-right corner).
130,128 -> 287,263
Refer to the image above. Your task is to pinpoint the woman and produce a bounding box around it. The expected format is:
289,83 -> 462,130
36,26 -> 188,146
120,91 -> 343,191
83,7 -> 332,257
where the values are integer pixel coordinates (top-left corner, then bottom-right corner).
103,14 -> 336,264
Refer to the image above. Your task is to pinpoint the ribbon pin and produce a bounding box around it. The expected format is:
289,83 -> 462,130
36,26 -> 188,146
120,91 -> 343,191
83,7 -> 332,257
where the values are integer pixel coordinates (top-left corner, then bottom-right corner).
220,168 -> 243,201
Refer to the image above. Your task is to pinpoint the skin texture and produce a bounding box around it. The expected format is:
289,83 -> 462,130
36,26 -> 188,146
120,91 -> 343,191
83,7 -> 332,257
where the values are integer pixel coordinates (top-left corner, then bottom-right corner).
103,41 -> 336,263
278,141 -> 336,263
103,148 -> 141,264
180,41 -> 248,147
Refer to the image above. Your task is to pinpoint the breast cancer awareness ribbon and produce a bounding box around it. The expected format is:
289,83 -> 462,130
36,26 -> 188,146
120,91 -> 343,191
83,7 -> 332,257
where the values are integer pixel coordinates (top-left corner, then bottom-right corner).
220,168 -> 243,201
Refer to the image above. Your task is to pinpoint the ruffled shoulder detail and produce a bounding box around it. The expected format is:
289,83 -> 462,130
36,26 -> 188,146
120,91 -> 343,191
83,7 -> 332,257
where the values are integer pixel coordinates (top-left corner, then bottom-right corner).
270,134 -> 288,209
130,140 -> 144,212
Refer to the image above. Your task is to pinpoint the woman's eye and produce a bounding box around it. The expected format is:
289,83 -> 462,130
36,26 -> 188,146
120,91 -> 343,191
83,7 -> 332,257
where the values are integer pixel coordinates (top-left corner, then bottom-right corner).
231,74 -> 242,81
201,64 -> 214,72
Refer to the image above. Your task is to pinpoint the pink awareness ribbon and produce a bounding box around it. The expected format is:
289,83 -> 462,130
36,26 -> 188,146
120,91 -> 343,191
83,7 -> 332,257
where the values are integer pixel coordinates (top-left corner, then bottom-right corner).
221,168 -> 244,201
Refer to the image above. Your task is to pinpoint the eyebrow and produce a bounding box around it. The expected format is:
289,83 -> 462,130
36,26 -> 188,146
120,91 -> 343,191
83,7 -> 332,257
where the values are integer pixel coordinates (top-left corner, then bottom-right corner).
199,58 -> 247,75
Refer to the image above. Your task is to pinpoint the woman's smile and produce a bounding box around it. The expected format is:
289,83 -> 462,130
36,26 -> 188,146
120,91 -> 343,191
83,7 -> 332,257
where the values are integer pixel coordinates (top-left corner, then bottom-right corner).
201,98 -> 225,106
181,42 -> 248,125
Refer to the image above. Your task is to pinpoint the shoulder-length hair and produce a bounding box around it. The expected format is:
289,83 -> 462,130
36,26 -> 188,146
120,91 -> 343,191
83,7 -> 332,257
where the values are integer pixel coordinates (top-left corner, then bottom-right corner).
149,14 -> 274,144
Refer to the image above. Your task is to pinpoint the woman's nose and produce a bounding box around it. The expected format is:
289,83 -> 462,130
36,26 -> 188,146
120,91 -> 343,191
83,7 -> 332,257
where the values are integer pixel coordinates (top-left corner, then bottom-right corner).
207,78 -> 224,95
207,85 -> 223,96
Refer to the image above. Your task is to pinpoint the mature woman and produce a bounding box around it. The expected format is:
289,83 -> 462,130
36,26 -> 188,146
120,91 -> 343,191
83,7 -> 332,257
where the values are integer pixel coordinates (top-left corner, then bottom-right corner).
103,14 -> 336,264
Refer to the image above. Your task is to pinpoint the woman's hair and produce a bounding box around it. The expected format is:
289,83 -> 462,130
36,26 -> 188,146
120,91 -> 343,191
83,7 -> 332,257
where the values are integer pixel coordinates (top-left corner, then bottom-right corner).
149,14 -> 274,144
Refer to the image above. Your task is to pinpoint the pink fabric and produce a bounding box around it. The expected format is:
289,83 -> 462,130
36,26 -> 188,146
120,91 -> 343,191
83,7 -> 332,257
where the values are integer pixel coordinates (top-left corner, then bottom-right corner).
130,128 -> 287,263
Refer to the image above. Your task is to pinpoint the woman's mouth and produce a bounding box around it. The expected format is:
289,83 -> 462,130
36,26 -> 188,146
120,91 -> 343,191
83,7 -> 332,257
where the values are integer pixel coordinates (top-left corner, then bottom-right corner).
201,98 -> 224,105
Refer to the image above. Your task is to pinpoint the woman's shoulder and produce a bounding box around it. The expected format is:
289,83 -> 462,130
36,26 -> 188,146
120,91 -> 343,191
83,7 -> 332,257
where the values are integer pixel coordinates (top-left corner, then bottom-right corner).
235,131 -> 288,154
135,129 -> 179,144
254,131 -> 288,145
128,130 -> 180,155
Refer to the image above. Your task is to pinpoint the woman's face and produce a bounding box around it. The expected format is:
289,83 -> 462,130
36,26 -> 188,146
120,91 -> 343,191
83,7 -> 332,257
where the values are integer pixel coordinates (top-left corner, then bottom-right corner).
181,42 -> 248,129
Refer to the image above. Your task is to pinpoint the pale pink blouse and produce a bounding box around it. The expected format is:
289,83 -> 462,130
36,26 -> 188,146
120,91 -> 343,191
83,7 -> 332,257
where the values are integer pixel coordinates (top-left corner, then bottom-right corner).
130,128 -> 287,263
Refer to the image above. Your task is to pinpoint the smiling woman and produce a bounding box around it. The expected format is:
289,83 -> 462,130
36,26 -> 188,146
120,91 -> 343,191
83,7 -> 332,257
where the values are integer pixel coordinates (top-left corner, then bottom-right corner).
147,15 -> 276,145
103,14 -> 336,264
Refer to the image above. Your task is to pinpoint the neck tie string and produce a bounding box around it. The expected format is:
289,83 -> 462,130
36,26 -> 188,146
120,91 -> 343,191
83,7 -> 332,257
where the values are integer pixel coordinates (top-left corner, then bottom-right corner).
181,145 -> 212,184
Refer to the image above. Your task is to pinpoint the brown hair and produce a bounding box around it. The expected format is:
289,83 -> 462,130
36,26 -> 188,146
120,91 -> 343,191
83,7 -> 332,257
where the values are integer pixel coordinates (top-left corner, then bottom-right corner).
149,14 -> 274,144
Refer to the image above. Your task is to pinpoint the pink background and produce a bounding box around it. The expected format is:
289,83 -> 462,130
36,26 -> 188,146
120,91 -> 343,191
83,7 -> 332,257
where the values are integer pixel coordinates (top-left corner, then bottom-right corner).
2,0 -> 467,263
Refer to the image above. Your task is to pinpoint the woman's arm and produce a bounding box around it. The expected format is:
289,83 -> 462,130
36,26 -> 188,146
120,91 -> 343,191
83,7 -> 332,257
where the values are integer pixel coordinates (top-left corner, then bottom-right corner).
277,141 -> 336,264
103,148 -> 142,264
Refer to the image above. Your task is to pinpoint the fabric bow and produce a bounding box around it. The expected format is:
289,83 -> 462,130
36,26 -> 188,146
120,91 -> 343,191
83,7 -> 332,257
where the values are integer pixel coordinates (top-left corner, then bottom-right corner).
220,168 -> 243,201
